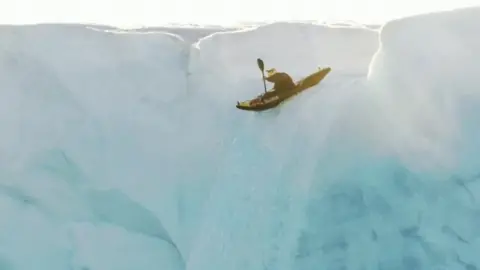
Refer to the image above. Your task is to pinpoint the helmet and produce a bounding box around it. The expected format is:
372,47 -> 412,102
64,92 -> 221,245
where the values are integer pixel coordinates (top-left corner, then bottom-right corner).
266,68 -> 277,76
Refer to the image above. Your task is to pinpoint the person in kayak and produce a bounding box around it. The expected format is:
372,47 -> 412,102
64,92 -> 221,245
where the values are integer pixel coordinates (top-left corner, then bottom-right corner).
264,68 -> 296,95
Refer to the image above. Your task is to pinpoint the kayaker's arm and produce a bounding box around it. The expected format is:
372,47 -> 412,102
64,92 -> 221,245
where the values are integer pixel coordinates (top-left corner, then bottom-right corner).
265,73 -> 280,83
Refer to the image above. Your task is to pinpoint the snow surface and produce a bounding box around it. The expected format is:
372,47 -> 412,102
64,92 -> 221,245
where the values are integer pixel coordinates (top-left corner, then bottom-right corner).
1,6 -> 480,270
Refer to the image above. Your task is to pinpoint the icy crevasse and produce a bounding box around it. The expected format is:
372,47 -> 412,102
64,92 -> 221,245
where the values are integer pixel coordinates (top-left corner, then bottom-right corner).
182,22 -> 379,270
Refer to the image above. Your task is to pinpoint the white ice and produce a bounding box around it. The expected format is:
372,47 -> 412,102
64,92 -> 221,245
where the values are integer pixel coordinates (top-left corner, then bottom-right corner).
0,6 -> 480,270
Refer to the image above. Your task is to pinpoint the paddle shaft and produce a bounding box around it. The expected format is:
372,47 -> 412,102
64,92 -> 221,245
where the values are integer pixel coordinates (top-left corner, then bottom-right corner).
257,58 -> 267,93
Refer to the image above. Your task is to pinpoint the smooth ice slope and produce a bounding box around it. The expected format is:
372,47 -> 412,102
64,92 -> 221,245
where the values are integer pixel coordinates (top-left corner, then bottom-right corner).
182,23 -> 379,270
1,7 -> 480,270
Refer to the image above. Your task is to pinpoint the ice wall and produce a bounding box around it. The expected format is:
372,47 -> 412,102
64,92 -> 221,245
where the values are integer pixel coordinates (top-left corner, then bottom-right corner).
367,6 -> 480,171
0,24 -> 188,270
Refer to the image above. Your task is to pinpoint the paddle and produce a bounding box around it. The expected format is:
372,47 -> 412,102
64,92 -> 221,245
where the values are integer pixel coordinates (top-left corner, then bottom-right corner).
257,58 -> 267,93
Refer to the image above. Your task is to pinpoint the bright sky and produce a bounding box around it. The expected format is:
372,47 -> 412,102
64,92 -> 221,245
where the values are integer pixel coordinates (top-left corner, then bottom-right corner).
1,0 -> 478,27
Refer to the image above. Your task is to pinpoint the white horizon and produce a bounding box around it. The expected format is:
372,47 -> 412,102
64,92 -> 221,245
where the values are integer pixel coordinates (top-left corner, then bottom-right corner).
1,0 -> 478,28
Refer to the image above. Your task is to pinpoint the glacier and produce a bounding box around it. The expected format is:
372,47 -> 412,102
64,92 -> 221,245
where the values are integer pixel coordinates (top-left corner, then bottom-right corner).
1,6 -> 480,270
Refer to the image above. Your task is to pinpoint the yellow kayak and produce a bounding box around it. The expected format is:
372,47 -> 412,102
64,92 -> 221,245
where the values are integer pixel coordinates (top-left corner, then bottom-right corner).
236,67 -> 331,111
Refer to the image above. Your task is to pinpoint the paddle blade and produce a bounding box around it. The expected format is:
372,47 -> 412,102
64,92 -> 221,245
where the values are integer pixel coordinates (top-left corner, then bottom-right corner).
257,58 -> 264,71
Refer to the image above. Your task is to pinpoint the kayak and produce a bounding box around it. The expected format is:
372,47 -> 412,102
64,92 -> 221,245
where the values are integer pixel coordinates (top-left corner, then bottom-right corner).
236,67 -> 331,111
